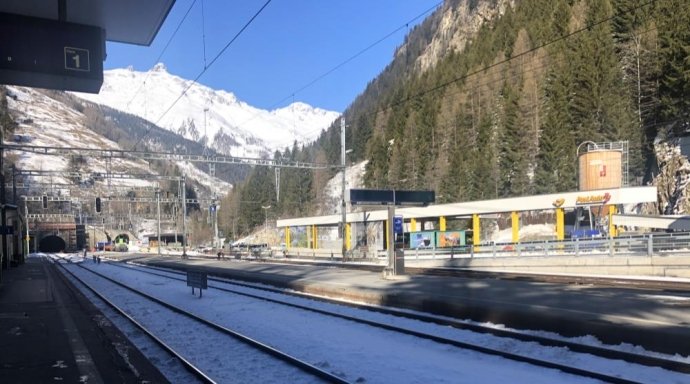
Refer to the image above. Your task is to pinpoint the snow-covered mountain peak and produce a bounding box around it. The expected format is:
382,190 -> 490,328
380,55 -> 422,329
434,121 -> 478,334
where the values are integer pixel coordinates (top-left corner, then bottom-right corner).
73,64 -> 340,157
151,62 -> 168,72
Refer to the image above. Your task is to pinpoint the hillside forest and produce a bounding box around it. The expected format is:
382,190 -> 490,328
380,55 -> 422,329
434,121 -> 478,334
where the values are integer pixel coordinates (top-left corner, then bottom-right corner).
221,0 -> 690,238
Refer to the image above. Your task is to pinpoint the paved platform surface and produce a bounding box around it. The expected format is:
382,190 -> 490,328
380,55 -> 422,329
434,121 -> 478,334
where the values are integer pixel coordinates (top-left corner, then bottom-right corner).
0,256 -> 169,384
120,253 -> 690,356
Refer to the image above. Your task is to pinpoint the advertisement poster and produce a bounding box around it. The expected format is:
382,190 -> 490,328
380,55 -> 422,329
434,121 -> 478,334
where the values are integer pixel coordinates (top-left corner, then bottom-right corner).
438,231 -> 465,247
410,231 -> 436,249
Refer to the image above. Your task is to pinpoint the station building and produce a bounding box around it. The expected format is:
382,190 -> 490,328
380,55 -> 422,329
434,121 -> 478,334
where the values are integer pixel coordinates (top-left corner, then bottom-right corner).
277,142 -> 660,253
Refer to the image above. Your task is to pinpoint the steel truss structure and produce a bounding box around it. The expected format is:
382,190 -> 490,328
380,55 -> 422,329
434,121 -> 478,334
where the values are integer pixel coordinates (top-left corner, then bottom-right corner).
8,183 -> 160,192
22,195 -> 214,205
13,169 -> 191,255
1,144 -> 335,170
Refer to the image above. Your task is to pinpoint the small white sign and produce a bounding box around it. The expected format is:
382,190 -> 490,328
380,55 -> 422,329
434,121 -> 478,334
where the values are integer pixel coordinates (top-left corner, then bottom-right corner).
64,47 -> 90,72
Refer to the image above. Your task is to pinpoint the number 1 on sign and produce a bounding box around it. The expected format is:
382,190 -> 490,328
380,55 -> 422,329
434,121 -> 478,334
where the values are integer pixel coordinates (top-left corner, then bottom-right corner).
71,54 -> 80,69
64,47 -> 90,72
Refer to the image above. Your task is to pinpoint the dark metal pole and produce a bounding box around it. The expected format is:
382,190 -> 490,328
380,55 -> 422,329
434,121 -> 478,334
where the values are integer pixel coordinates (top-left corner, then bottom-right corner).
341,118 -> 347,262
0,128 -> 6,275
11,166 -> 16,204
58,0 -> 67,22
24,202 -> 29,261
387,206 -> 394,273
156,189 -> 161,256
182,177 -> 187,258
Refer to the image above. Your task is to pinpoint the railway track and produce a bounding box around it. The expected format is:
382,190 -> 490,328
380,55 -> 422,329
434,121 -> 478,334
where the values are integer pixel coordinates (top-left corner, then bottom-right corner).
178,255 -> 690,292
108,259 -> 690,384
53,256 -> 348,384
405,266 -> 690,291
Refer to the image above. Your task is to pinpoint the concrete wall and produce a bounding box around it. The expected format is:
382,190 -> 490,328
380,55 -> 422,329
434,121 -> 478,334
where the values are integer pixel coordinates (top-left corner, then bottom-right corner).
408,254 -> 690,278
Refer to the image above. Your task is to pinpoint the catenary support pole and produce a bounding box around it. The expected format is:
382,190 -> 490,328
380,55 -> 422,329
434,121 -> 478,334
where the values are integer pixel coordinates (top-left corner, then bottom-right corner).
341,118 -> 347,261
157,189 -> 161,256
24,202 -> 29,260
182,177 -> 187,258
387,206 -> 395,272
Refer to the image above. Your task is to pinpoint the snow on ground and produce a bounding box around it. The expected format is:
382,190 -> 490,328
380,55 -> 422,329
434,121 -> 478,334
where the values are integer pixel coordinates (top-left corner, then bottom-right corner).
51,253 -> 690,384
6,86 -> 154,180
175,161 -> 232,197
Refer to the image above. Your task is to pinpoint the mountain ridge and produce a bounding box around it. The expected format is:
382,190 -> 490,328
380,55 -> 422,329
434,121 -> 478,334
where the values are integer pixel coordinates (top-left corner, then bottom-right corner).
74,64 -> 340,158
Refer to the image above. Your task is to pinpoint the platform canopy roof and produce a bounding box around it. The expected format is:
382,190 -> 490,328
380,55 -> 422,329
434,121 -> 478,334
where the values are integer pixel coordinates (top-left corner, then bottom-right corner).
277,186 -> 658,227
0,0 -> 175,46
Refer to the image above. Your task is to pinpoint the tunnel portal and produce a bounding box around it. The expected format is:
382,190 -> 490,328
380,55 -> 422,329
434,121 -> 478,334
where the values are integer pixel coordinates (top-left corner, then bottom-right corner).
114,233 -> 130,244
39,235 -> 66,253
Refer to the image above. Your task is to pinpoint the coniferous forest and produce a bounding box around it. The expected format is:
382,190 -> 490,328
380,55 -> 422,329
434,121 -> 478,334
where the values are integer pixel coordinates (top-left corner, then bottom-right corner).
221,0 -> 690,238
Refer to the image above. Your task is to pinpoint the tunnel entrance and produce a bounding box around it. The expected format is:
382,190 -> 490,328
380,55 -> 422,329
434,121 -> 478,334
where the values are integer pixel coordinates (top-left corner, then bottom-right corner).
114,233 -> 130,244
39,235 -> 66,253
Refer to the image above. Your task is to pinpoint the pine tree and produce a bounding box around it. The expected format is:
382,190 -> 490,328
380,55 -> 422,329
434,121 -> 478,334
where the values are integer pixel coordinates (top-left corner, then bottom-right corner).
467,114 -> 498,200
535,53 -> 577,193
497,80 -> 532,197
656,0 -> 690,135
364,134 -> 389,188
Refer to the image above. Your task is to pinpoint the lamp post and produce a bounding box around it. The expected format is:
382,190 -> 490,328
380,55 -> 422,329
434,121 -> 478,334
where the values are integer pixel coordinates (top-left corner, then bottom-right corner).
261,205 -> 271,235
343,147 -> 353,261
340,118 -> 348,262
212,196 -> 218,249
156,189 -> 161,256
181,177 -> 187,258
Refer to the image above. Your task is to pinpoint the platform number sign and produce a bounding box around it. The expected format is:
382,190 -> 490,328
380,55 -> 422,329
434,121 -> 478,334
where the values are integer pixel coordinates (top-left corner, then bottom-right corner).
64,47 -> 90,72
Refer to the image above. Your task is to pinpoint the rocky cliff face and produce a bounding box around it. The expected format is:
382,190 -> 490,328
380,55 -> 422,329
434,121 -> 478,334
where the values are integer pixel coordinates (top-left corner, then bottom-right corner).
408,0 -> 515,73
654,138 -> 690,214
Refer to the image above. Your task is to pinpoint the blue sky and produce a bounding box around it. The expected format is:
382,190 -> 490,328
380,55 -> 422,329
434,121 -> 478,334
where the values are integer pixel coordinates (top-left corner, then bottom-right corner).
104,0 -> 442,113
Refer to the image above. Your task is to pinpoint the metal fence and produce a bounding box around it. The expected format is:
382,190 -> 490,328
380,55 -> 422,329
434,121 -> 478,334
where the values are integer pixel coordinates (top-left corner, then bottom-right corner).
388,232 -> 690,260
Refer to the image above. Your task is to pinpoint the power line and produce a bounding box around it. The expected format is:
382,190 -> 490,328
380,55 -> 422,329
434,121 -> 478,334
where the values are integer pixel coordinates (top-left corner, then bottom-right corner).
367,0 -> 658,119
271,0 -> 656,151
131,0 -> 274,150
284,1 -> 444,108
124,0 -> 199,111
235,1 -> 444,148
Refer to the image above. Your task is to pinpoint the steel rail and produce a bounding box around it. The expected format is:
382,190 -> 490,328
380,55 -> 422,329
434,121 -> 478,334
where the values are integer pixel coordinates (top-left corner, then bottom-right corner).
62,258 -> 350,384
115,260 -> 675,383
51,257 -> 216,384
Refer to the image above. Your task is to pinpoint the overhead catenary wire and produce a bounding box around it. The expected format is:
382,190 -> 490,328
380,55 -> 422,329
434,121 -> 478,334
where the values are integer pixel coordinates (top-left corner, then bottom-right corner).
368,0 -> 659,118
131,0 -> 274,150
311,6 -> 666,178
124,0 -> 199,111
272,0 -> 661,151
236,1 -> 445,148
279,48 -> 558,149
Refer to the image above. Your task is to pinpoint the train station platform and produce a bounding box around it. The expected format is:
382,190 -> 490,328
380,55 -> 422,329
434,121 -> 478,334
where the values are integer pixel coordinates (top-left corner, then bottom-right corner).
0,255 -> 168,384
119,253 -> 690,357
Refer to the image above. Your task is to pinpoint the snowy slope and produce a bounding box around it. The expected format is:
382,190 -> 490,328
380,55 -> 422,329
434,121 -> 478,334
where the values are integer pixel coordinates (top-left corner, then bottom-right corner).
74,64 -> 340,157
7,86 -> 146,186
5,85 -> 234,238
5,86 -> 232,193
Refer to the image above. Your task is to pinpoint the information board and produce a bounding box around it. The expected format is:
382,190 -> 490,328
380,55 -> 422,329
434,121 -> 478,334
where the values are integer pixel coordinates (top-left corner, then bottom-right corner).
0,12 -> 104,93
186,270 -> 208,290
349,189 -> 435,207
